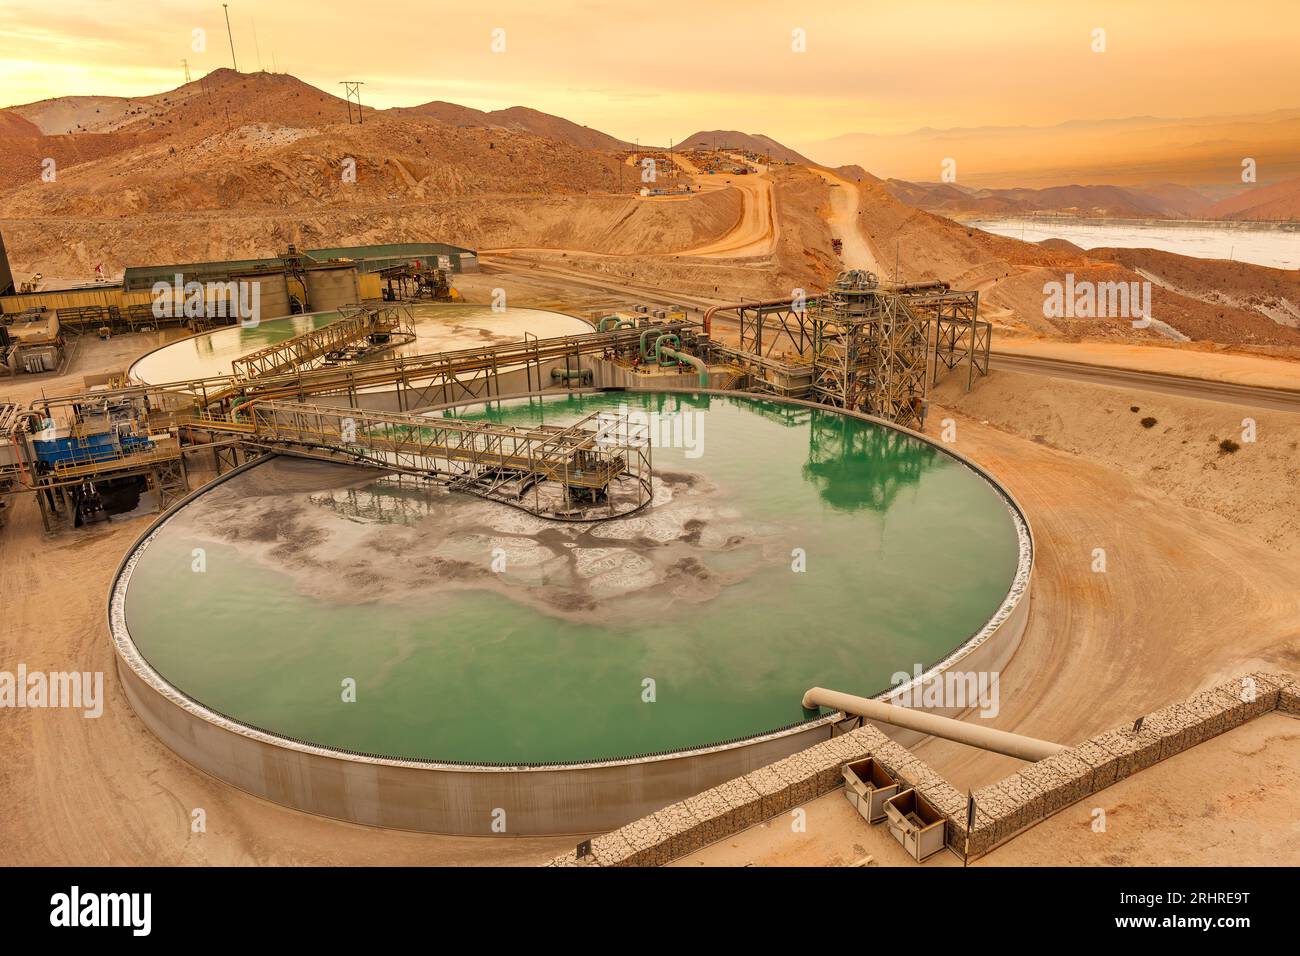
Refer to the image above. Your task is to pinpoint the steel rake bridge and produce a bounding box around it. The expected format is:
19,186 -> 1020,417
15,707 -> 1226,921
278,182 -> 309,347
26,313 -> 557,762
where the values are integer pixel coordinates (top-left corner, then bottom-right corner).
229,305 -> 416,380
145,319 -> 694,410
182,400 -> 654,520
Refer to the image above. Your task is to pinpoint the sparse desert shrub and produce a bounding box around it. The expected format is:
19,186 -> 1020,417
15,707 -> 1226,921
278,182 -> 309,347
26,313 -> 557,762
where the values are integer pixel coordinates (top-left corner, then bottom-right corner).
1219,438 -> 1240,454
1140,417 -> 1157,428
1130,405 -> 1139,412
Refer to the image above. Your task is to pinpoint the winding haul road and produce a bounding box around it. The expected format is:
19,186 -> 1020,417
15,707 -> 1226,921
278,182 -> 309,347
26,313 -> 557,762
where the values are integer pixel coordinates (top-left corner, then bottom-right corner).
992,351 -> 1300,412
678,158 -> 779,258
810,167 -> 880,274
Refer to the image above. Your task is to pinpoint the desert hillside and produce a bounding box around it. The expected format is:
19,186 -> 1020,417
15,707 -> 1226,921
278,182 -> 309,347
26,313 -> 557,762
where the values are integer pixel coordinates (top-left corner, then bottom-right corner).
847,181 -> 1300,347
677,131 -> 814,165
1205,175 -> 1300,221
392,101 -> 633,151
2,69 -> 1296,351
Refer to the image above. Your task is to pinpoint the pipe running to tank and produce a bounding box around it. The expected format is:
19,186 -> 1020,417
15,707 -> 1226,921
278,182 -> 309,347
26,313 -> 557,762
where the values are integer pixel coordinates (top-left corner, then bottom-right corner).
657,346 -> 710,387
800,686 -> 1066,762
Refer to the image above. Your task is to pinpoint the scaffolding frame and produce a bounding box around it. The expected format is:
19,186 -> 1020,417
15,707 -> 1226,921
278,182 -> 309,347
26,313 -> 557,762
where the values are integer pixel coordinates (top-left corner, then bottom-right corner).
916,290 -> 989,389
737,301 -> 812,358
808,273 -> 930,430
710,272 -> 990,429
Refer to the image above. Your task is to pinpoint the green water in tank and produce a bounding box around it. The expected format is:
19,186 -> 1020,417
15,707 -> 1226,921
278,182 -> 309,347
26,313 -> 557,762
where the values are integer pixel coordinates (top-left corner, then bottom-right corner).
122,392 -> 1020,764
127,304 -> 592,384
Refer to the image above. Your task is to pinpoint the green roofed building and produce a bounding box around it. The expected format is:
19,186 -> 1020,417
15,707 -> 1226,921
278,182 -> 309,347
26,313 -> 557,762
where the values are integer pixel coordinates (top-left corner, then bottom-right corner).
306,242 -> 478,275
122,242 -> 478,292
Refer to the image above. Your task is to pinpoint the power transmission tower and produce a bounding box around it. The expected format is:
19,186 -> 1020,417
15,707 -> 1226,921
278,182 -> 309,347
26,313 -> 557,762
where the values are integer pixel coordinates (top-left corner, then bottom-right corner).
182,58 -> 192,83
340,82 -> 365,125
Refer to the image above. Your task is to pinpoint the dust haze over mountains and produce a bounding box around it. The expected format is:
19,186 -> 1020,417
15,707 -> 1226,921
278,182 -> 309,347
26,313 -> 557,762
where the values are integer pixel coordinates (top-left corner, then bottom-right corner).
1,68 -> 1297,351
797,110 -> 1300,190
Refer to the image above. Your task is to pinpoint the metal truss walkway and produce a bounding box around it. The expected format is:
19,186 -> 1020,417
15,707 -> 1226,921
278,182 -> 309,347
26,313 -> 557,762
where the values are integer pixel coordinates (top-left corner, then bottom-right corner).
230,305 -> 416,380
181,401 -> 653,519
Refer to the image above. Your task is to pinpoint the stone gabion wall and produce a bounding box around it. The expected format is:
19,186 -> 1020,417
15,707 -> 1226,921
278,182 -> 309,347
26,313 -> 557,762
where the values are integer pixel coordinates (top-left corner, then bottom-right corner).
547,670 -> 1298,867
966,670 -> 1297,858
546,723 -> 969,867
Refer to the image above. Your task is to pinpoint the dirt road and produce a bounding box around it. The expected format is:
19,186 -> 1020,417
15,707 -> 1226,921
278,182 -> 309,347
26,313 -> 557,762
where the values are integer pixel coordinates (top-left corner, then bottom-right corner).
481,155 -> 779,261
678,162 -> 777,257
810,168 -> 880,273
993,351 -> 1300,412
996,338 -> 1300,390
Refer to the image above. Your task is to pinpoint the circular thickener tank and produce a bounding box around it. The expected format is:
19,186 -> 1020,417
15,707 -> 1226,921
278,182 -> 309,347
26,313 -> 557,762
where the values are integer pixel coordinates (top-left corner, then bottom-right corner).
110,390 -> 1031,834
127,304 -> 593,385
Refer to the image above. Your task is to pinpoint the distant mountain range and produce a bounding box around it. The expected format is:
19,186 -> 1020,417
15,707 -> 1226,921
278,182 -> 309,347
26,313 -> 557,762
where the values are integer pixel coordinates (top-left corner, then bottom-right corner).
797,109 -> 1300,196
5,71 -> 1296,223
884,176 -> 1300,222
1204,175 -> 1300,220
882,180 -> 1211,219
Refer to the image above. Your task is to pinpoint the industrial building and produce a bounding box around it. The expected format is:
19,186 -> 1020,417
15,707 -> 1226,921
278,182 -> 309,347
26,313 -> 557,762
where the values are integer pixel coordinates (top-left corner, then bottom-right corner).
0,240 -> 478,352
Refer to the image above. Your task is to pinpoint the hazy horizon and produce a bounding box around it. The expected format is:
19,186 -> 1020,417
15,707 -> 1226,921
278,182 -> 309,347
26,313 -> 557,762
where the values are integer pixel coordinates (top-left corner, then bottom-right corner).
5,0 -> 1299,148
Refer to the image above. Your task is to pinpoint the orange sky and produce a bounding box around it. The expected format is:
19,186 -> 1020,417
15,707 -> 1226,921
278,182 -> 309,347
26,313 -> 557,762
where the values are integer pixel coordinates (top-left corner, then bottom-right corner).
3,0 -> 1298,145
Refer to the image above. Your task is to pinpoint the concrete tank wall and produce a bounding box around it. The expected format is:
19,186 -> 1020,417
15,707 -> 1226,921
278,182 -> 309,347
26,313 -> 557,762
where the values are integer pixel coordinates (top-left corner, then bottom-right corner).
111,638 -> 837,836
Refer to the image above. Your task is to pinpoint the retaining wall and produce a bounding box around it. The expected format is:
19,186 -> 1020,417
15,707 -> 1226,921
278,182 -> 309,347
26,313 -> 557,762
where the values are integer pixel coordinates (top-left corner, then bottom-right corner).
555,670 -> 1299,865
966,670 -> 1298,858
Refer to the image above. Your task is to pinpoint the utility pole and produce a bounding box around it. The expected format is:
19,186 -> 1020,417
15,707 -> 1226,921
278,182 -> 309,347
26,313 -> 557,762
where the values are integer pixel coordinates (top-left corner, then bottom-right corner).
222,4 -> 238,72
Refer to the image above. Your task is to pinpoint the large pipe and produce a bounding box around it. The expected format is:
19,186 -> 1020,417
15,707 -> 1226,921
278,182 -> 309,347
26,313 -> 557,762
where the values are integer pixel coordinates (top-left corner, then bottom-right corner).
598,316 -> 635,333
550,367 -> 593,385
639,327 -> 665,361
657,345 -> 709,387
882,279 -> 950,295
652,334 -> 681,365
800,687 -> 1066,762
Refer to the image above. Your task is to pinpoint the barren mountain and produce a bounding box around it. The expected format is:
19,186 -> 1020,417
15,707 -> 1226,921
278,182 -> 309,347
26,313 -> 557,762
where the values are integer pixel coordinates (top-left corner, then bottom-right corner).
0,110 -> 41,138
2,69 -> 1295,352
392,101 -> 633,151
1089,247 -> 1300,329
847,181 -> 1300,347
677,131 -> 815,165
883,180 -> 1216,219
11,94 -> 167,134
1204,176 -> 1300,221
